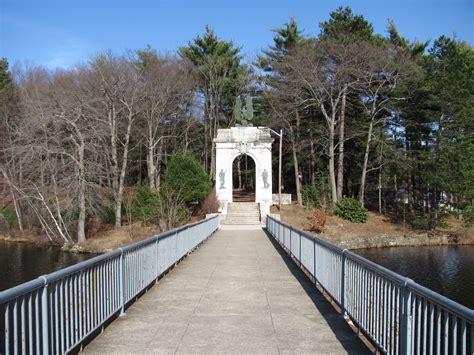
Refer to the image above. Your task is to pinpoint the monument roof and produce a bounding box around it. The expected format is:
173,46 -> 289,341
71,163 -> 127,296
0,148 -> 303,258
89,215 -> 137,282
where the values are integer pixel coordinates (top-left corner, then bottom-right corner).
214,126 -> 274,144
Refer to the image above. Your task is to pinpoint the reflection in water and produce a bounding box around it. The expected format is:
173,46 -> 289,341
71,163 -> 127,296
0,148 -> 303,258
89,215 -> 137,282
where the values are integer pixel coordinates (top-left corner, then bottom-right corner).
356,245 -> 474,309
0,241 -> 94,291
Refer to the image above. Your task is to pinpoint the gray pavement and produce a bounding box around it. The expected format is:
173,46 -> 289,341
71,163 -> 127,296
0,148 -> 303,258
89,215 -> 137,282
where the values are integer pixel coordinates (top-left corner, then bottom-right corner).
83,228 -> 369,354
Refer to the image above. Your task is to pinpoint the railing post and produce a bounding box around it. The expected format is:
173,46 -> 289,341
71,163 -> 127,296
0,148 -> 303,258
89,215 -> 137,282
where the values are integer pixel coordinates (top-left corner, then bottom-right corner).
119,248 -> 125,316
155,238 -> 160,283
299,230 -> 302,262
340,250 -> 347,317
39,276 -> 49,354
400,280 -> 413,355
174,231 -> 179,265
289,225 -> 292,256
313,239 -> 317,284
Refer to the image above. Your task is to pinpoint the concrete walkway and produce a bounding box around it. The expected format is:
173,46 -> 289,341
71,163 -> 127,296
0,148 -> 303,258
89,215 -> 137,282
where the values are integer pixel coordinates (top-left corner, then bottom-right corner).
84,228 -> 369,354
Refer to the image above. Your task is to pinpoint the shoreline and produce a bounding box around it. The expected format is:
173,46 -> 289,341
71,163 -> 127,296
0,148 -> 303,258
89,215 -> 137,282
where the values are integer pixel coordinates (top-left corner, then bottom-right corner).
323,231 -> 474,250
2,225 -> 473,254
273,205 -> 474,251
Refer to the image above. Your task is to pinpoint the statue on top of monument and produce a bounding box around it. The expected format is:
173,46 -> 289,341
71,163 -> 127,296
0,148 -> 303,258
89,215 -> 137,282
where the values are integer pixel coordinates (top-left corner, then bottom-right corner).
234,96 -> 254,127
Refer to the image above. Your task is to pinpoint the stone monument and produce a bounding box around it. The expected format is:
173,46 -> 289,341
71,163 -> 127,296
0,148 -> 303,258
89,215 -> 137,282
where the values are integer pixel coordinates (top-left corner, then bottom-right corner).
214,126 -> 274,218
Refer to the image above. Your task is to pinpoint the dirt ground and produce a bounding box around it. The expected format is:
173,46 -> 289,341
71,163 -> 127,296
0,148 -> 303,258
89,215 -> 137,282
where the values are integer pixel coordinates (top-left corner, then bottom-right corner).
71,223 -> 161,253
2,205 -> 473,253
271,204 -> 474,249
0,223 -> 165,254
0,213 -> 209,254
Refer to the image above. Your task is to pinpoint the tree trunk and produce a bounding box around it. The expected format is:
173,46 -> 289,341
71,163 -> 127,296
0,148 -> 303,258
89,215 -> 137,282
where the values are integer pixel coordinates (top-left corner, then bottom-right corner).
377,129 -> 384,215
203,90 -> 210,173
378,153 -> 383,215
320,103 -> 338,204
309,129 -> 316,185
147,123 -> 156,191
11,188 -> 23,232
77,141 -> 86,244
337,86 -> 347,201
406,137 -> 415,215
154,139 -> 164,191
114,113 -> 133,229
210,92 -> 219,182
328,122 -> 337,204
237,158 -> 242,189
429,113 -> 444,230
359,118 -> 374,206
290,128 -> 302,205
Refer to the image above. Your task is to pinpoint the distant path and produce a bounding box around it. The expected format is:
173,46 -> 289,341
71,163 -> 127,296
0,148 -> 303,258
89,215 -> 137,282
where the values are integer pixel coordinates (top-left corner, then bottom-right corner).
84,228 -> 369,354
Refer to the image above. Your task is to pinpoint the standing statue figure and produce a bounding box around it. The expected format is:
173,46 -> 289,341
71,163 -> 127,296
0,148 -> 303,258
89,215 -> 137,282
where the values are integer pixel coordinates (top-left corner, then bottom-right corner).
219,169 -> 225,189
262,169 -> 270,189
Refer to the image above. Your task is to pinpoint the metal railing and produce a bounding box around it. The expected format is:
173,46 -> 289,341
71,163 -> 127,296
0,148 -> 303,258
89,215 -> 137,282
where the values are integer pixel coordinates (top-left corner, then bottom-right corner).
266,215 -> 474,355
0,215 -> 219,354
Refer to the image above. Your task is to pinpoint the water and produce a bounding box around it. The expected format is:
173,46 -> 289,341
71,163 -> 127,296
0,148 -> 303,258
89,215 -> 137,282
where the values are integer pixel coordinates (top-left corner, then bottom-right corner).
1,241 -> 472,311
0,241 -> 94,291
356,245 -> 474,310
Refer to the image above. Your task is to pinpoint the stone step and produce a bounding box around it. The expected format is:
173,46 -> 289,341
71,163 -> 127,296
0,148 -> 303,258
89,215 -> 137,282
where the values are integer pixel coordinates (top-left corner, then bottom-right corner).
226,213 -> 260,217
223,216 -> 261,221
228,211 -> 259,214
227,208 -> 260,213
224,202 -> 261,225
228,205 -> 259,209
226,210 -> 260,214
228,202 -> 258,205
221,220 -> 262,225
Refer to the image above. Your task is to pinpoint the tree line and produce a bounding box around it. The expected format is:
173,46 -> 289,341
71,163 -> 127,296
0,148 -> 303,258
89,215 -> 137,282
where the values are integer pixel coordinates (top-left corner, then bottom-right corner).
258,8 -> 473,229
0,6 -> 472,244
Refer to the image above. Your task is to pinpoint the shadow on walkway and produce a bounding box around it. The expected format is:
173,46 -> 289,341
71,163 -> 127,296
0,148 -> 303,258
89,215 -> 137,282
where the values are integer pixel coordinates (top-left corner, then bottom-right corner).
263,229 -> 371,354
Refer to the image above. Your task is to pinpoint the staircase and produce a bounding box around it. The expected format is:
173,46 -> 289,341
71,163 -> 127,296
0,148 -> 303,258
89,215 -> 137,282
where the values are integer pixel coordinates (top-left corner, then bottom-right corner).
222,202 -> 261,225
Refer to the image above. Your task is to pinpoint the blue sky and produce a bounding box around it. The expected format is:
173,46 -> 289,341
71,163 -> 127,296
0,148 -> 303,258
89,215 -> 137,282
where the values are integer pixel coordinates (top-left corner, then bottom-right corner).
1,0 -> 473,69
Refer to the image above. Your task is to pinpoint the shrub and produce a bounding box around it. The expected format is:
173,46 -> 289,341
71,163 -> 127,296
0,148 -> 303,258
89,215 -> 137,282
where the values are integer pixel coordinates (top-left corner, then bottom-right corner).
99,207 -> 116,225
436,217 -> 450,228
335,198 -> 368,223
61,208 -> 80,235
199,187 -> 219,216
411,215 -> 429,230
0,207 -> 17,227
129,185 -> 160,223
301,184 -> 321,208
155,185 -> 190,231
164,153 -> 211,202
306,209 -> 327,233
125,184 -> 190,230
462,205 -> 474,226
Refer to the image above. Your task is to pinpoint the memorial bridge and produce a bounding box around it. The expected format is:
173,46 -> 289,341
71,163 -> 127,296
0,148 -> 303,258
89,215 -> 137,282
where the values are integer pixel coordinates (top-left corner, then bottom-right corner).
1,126 -> 473,354
1,215 -> 473,354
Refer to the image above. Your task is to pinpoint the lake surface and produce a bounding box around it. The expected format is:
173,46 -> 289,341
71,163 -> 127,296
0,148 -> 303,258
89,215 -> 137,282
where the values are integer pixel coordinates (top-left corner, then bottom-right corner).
0,241 -> 94,291
356,245 -> 474,309
1,241 -> 473,311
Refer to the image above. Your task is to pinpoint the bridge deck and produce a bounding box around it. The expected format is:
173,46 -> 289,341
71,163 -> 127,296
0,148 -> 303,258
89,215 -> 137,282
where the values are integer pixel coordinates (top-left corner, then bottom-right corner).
84,228 -> 369,354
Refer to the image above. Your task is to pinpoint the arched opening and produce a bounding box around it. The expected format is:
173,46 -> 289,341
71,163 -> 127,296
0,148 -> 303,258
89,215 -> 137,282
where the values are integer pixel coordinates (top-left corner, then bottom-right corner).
232,154 -> 256,202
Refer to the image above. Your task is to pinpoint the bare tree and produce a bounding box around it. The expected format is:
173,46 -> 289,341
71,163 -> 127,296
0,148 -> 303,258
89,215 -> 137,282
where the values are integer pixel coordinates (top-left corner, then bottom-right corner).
88,53 -> 144,228
282,39 -> 358,203
356,44 -> 408,205
137,52 -> 193,191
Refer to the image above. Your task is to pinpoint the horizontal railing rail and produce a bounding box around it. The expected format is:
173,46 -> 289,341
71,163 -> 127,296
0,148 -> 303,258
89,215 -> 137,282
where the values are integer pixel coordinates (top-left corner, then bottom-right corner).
266,215 -> 473,355
0,215 -> 219,354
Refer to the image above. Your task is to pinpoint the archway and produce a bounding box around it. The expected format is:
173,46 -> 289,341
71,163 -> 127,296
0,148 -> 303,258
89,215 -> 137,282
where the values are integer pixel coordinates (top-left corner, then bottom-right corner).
214,126 -> 274,217
232,154 -> 256,202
